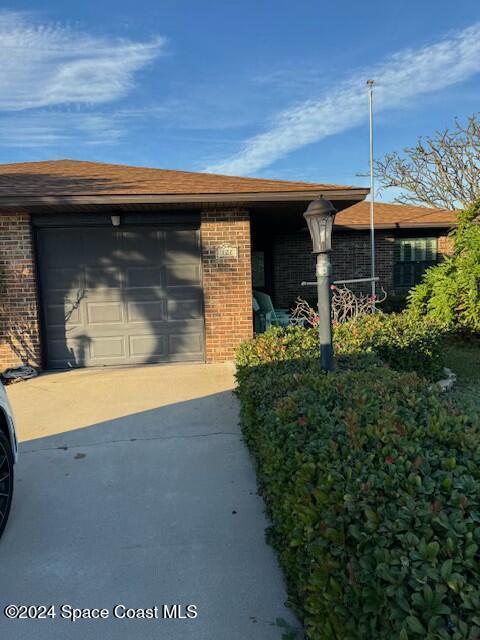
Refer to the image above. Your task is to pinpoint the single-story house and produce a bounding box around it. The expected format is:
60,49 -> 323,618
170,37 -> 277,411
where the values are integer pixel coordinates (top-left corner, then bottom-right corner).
0,159 -> 456,371
269,200 -> 456,307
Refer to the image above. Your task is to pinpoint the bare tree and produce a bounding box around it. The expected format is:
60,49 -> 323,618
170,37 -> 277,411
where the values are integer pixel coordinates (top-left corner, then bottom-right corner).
375,114 -> 480,210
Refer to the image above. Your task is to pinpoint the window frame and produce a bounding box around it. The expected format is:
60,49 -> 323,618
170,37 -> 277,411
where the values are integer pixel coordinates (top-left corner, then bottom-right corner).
393,236 -> 438,289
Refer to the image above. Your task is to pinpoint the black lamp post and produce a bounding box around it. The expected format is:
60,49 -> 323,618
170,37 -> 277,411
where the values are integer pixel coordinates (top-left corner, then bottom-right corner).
304,197 -> 337,371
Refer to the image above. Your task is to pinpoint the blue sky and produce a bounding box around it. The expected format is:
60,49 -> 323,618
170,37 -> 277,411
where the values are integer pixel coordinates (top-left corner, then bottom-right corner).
1,1 -> 480,199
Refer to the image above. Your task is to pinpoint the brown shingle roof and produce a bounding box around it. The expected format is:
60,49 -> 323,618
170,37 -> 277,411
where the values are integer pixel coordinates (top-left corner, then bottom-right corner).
0,159 -> 359,197
335,200 -> 456,229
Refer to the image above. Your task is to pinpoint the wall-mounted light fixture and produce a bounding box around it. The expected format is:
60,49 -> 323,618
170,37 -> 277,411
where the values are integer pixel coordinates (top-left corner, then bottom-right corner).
111,215 -> 121,227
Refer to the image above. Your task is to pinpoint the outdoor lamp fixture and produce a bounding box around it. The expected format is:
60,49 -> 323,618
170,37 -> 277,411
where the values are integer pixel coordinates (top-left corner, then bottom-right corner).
304,197 -> 337,372
111,215 -> 121,227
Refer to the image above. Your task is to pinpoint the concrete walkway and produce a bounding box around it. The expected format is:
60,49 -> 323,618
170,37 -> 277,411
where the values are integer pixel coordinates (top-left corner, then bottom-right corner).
0,364 -> 299,640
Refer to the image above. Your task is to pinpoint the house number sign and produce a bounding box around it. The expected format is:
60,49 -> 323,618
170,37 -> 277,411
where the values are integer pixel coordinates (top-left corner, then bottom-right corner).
215,243 -> 238,260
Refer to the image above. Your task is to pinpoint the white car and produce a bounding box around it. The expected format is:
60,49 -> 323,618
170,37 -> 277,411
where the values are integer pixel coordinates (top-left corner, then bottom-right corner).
0,382 -> 17,538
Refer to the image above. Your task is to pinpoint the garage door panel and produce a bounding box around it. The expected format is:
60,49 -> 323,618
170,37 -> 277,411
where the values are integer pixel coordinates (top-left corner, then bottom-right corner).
123,229 -> 162,262
129,334 -> 167,358
87,229 -> 122,263
43,267 -> 83,292
45,302 -> 82,327
122,289 -> 164,306
37,224 -> 204,368
125,266 -> 162,289
46,337 -> 77,361
165,264 -> 201,286
126,300 -> 166,323
167,298 -> 203,321
168,331 -> 203,357
86,301 -> 124,325
89,336 -> 127,360
165,229 -> 200,262
85,267 -> 123,290
166,285 -> 202,298
38,229 -> 84,266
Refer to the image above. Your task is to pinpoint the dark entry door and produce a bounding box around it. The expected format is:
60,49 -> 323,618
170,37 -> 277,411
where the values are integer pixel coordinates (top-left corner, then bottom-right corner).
36,225 -> 204,368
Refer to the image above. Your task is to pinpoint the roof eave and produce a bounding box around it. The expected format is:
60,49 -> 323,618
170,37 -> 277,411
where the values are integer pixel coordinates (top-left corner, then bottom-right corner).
335,221 -> 456,230
0,188 -> 369,208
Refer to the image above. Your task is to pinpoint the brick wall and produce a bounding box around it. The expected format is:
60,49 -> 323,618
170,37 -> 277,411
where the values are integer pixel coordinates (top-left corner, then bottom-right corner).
272,230 -> 394,307
0,209 -> 453,370
331,231 -> 395,295
0,213 -> 41,370
438,234 -> 454,257
201,210 -> 253,362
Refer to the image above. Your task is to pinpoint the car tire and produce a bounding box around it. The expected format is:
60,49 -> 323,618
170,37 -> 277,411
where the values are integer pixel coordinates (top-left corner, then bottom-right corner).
0,429 -> 14,539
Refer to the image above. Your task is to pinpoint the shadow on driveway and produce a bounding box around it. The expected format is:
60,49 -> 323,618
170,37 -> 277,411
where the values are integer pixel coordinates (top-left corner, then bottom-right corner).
0,382 -> 300,640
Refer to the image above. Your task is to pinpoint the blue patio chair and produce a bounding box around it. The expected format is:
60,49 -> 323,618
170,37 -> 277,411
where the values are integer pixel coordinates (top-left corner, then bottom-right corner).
253,290 -> 291,332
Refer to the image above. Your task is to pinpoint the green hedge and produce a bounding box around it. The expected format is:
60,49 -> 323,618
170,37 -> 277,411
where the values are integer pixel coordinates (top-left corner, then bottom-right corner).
334,312 -> 444,379
236,362 -> 480,639
236,311 -> 445,379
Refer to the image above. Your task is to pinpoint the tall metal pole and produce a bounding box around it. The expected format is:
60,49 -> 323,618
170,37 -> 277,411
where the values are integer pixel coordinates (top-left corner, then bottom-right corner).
367,79 -> 376,306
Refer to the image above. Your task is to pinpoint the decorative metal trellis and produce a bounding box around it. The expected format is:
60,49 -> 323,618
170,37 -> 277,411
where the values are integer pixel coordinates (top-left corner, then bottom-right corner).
293,276 -> 386,326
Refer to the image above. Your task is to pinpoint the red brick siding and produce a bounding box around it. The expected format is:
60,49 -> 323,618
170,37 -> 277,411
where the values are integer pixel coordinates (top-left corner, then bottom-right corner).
438,234 -> 454,257
272,230 -> 394,307
201,210 -> 253,362
0,209 -> 453,370
0,213 -> 41,370
332,231 -> 394,295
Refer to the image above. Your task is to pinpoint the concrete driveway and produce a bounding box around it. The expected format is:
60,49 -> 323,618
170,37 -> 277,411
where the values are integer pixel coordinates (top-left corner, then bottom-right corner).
0,364 -> 299,640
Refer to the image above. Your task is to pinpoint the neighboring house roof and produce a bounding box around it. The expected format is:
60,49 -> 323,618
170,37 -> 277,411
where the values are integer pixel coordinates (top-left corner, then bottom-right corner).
335,200 -> 456,229
0,159 -> 367,206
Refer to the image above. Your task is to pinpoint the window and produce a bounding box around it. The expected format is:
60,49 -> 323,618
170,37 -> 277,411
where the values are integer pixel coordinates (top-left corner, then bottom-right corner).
252,251 -> 265,288
394,237 -> 437,288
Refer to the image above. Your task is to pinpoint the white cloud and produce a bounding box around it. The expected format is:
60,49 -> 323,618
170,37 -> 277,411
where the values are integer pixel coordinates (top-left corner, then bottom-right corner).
0,111 -> 127,147
206,23 -> 480,176
0,11 -> 165,111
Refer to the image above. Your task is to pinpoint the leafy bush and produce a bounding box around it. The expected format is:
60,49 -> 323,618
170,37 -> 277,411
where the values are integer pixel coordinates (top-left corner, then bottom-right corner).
236,324 -> 319,366
236,362 -> 480,639
334,312 -> 445,379
408,201 -> 480,334
236,311 -> 444,379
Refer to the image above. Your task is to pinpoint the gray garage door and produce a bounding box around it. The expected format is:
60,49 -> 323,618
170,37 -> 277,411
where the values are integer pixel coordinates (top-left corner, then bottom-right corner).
36,225 -> 205,368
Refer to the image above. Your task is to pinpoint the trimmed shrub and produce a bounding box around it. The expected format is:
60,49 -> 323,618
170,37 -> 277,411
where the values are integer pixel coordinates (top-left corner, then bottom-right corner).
236,311 -> 444,380
236,325 -> 319,367
236,362 -> 480,639
334,312 -> 445,379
